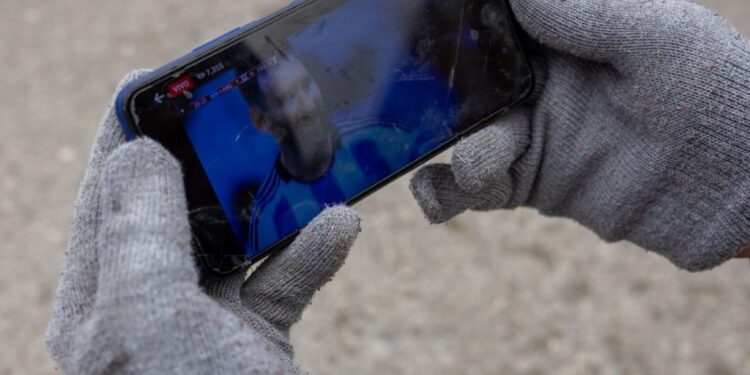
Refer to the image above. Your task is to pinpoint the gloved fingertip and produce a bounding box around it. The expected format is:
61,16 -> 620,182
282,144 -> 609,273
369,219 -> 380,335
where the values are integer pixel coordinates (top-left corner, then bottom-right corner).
240,206 -> 360,328
297,205 -> 361,261
409,165 -> 462,224
97,138 -> 195,284
255,205 -> 361,286
99,137 -> 185,230
284,206 -> 361,282
101,138 -> 182,200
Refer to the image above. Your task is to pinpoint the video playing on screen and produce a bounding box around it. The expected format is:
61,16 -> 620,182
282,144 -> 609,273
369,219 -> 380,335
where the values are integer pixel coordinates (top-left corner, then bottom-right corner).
131,0 -> 531,258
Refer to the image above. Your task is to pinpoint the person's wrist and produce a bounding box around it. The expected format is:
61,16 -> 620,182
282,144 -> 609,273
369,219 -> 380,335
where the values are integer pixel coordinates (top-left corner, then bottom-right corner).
737,247 -> 750,258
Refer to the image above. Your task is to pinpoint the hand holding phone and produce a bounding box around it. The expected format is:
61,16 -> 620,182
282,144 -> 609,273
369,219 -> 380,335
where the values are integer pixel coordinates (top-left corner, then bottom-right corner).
47,79 -> 361,372
410,0 -> 750,271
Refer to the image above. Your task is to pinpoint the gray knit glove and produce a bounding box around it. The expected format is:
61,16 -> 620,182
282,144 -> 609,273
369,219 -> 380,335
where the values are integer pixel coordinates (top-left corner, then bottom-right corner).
46,71 -> 361,374
411,0 -> 750,271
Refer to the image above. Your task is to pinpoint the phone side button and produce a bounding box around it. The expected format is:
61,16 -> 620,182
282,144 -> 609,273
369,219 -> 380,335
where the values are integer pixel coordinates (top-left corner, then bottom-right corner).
192,27 -> 241,53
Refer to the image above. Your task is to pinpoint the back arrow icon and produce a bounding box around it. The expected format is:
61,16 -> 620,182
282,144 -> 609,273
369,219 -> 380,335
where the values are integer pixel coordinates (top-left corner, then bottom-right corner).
154,93 -> 165,104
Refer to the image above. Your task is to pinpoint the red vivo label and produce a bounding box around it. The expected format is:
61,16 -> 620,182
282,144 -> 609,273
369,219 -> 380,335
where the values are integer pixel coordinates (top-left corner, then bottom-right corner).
168,76 -> 195,97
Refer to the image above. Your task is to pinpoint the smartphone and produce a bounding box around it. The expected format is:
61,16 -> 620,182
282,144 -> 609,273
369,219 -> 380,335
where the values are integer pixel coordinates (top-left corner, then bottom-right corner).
116,0 -> 534,274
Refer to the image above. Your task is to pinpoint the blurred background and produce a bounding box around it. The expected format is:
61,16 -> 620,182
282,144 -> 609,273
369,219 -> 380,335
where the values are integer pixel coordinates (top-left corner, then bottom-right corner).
1,0 -> 749,374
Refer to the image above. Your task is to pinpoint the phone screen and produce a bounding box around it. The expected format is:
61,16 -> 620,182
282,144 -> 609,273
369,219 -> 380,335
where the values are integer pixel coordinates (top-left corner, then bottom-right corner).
121,0 -> 532,272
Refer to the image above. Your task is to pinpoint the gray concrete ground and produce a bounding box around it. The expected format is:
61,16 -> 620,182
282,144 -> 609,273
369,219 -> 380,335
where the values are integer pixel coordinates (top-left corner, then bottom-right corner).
1,1 -> 749,374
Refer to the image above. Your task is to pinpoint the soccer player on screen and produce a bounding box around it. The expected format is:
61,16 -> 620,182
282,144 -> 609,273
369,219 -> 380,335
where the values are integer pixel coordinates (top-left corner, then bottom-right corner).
233,49 -> 438,253
244,55 -> 341,183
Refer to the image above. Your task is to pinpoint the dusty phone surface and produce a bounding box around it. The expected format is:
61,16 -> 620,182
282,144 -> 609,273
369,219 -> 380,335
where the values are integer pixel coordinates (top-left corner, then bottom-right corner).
116,0 -> 534,274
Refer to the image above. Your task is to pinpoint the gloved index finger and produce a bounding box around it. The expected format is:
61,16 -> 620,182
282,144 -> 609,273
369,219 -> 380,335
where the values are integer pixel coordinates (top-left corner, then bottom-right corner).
94,138 -> 199,297
47,70 -> 151,350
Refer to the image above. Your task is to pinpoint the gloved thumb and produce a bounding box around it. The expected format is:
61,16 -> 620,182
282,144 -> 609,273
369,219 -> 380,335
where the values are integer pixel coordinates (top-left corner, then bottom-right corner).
241,206 -> 360,331
410,110 -> 530,224
96,138 -> 198,296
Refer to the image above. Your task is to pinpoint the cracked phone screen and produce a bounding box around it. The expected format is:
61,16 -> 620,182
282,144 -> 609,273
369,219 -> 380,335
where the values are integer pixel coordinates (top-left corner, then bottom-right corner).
127,0 -> 532,271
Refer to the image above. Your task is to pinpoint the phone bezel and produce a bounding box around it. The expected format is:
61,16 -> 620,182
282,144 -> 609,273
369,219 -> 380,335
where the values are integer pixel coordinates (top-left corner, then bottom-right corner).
115,0 -> 535,274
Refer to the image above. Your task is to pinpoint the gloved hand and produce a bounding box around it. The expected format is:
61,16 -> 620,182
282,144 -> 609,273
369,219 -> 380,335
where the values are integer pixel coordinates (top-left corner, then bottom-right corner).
46,71 -> 361,374
410,0 -> 750,271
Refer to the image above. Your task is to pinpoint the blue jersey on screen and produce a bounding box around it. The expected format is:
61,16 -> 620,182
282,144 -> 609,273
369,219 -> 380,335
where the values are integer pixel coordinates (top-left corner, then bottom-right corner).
248,115 -> 449,251
185,71 -> 456,255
